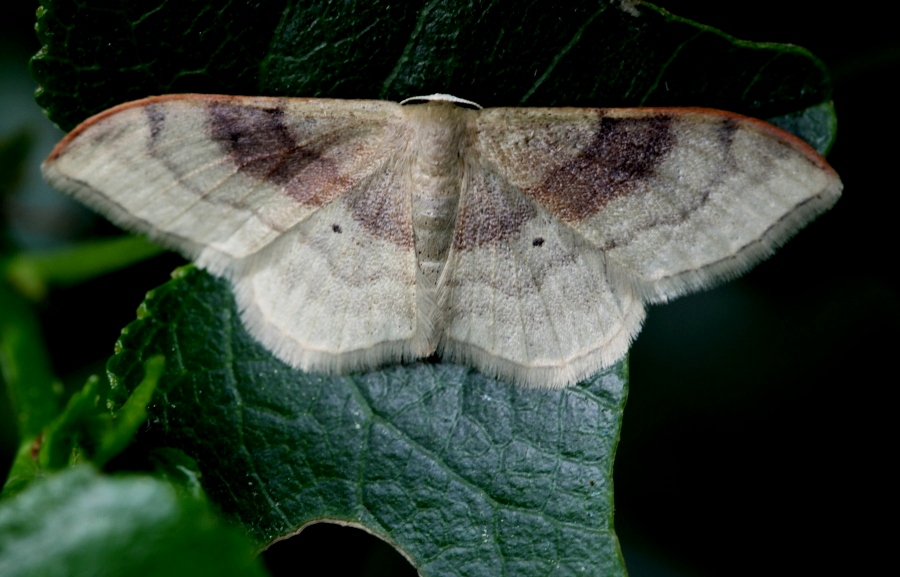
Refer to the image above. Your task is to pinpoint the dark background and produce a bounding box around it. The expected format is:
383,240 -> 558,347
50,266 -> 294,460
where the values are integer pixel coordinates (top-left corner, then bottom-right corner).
1,2 -> 895,575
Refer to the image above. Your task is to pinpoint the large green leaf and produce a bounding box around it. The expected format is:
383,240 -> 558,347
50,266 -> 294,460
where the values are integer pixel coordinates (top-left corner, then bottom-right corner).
31,0 -> 836,575
0,466 -> 268,577
109,267 -> 629,576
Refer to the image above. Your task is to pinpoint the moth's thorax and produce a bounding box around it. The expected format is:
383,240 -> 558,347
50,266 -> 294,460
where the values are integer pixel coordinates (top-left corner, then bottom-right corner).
404,102 -> 474,284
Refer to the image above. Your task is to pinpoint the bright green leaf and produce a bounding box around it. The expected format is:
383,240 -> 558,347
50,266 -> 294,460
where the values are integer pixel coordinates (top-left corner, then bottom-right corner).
0,437 -> 41,502
0,466 -> 269,577
5,236 -> 165,300
0,282 -> 61,439
1,357 -> 162,500
39,356 -> 163,470
37,375 -> 101,470
91,355 -> 164,466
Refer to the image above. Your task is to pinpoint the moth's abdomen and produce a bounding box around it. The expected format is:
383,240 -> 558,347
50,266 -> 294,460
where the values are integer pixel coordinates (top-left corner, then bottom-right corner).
405,102 -> 472,285
412,193 -> 460,283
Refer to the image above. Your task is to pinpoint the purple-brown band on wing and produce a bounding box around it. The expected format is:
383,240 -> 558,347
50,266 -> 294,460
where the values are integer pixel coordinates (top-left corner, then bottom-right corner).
208,102 -> 348,207
527,114 -> 674,222
343,168 -> 414,248
453,169 -> 536,250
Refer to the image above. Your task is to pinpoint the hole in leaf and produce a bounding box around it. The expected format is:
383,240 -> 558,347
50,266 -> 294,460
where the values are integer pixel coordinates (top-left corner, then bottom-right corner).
262,522 -> 418,577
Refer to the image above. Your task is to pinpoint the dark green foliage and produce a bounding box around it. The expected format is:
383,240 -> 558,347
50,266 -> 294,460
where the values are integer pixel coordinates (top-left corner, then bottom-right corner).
34,0 -> 832,132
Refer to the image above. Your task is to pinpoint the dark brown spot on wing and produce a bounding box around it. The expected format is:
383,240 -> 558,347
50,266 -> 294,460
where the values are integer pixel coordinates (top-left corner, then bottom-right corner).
527,115 -> 674,222
208,102 -> 348,207
454,167 -> 536,250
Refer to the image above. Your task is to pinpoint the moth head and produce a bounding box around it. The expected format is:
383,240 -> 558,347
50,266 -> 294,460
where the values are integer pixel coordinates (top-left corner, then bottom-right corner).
399,93 -> 483,110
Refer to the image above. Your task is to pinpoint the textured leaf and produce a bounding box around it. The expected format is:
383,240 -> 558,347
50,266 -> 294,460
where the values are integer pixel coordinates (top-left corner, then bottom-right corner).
767,100 -> 837,155
0,466 -> 268,577
34,0 -> 832,132
108,267 -> 629,577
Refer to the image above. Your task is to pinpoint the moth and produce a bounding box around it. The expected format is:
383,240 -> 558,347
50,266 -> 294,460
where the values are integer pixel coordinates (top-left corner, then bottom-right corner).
43,93 -> 841,388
